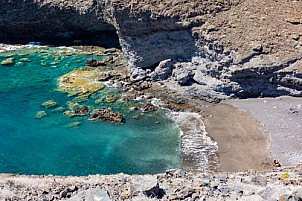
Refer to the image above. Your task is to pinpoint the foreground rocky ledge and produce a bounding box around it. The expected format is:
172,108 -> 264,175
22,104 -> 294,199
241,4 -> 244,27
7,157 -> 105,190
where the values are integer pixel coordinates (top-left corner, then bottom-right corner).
0,163 -> 301,200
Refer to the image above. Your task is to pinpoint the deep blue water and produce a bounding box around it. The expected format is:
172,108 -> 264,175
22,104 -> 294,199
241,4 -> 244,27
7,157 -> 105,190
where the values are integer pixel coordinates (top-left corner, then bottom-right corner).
0,47 -> 181,176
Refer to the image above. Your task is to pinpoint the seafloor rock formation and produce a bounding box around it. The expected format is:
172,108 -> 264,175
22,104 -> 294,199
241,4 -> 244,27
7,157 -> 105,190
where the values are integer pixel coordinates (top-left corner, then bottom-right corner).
89,107 -> 124,124
1,0 -> 302,100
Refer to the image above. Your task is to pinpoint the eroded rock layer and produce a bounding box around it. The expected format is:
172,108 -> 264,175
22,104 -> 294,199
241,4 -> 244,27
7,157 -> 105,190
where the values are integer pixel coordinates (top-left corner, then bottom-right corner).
1,0 -> 302,100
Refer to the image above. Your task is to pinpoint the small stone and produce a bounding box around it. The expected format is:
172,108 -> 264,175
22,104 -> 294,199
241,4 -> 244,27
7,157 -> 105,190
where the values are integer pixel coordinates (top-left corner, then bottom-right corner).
291,34 -> 300,41
252,44 -> 263,52
1,57 -> 15,65
41,100 -> 58,108
285,17 -> 301,24
193,187 -> 203,191
259,187 -> 272,200
35,111 -> 48,119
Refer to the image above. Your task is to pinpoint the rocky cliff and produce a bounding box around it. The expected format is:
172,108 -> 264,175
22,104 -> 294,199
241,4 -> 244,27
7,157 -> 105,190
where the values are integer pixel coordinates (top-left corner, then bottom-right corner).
1,0 -> 302,100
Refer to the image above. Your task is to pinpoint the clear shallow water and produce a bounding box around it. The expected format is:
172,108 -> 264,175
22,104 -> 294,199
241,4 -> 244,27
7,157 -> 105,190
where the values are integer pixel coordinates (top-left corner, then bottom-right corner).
0,47 -> 182,176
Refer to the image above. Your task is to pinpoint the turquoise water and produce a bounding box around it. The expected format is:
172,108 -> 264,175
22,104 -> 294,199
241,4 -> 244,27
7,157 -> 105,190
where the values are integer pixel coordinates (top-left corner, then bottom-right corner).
0,46 -> 182,176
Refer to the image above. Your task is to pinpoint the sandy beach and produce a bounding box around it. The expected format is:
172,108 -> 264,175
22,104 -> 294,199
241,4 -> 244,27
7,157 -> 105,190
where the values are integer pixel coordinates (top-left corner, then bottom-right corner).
202,96 -> 302,172
224,97 -> 302,166
202,104 -> 273,172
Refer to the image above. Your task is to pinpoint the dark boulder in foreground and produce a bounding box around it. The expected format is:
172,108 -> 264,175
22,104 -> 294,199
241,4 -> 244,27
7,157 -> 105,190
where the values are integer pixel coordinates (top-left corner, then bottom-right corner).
89,107 -> 124,124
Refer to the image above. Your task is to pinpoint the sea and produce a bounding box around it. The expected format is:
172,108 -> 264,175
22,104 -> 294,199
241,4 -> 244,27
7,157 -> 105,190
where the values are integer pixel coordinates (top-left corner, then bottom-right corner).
0,44 -> 218,176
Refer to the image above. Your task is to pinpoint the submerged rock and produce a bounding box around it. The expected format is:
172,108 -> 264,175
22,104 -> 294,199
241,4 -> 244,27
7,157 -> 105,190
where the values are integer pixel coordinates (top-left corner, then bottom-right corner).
66,102 -> 79,110
19,58 -> 31,62
41,100 -> 58,108
133,113 -> 144,119
1,57 -> 15,65
52,107 -> 66,113
89,107 -> 124,124
57,68 -> 105,96
35,111 -> 48,119
63,111 -> 76,118
74,105 -> 89,116
65,122 -> 81,128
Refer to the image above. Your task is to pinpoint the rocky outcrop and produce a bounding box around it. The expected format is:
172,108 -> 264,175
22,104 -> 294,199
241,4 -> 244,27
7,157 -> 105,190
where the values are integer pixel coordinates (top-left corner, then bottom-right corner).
89,107 -> 124,124
1,0 -> 302,100
74,105 -> 89,116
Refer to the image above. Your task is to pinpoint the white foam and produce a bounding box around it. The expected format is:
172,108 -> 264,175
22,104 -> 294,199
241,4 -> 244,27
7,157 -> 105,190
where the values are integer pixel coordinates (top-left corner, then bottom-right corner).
167,111 -> 219,172
0,43 -> 77,53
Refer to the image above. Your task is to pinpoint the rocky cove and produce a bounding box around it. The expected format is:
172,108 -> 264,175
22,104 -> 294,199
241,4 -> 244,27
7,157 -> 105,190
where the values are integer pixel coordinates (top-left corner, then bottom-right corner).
0,0 -> 302,200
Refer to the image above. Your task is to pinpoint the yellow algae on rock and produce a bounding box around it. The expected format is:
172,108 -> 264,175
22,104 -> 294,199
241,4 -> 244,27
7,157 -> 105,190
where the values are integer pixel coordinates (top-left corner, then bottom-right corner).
57,67 -> 105,97
41,100 -> 58,108
35,111 -> 48,119
63,111 -> 76,118
20,58 -> 31,62
52,107 -> 66,113
1,57 -> 15,65
105,96 -> 117,103
95,99 -> 104,105
73,93 -> 90,102
66,102 -> 79,110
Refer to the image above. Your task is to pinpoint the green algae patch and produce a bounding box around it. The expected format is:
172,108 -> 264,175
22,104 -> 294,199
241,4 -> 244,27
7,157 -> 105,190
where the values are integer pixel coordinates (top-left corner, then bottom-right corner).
66,122 -> 81,128
35,111 -> 48,119
52,107 -> 66,113
41,100 -> 58,108
57,67 -> 105,97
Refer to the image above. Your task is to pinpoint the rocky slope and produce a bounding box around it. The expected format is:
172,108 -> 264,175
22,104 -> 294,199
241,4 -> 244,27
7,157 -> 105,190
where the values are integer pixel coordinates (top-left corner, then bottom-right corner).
2,0 -> 301,100
1,163 -> 301,200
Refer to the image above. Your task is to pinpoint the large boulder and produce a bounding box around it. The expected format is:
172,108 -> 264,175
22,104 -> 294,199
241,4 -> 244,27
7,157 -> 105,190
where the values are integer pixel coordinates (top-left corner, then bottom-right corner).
150,59 -> 173,81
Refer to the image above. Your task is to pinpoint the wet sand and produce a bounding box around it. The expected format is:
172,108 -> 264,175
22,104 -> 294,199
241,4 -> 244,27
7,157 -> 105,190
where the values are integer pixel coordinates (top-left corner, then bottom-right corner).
203,103 -> 273,172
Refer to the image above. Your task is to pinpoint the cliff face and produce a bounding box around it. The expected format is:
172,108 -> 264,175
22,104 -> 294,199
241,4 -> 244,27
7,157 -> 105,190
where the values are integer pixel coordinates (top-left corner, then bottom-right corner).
1,0 -> 302,100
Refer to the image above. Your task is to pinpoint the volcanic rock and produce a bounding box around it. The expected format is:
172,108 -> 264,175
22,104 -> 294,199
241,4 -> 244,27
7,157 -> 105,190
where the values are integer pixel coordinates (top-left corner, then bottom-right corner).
89,107 -> 124,124
74,105 -> 89,116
